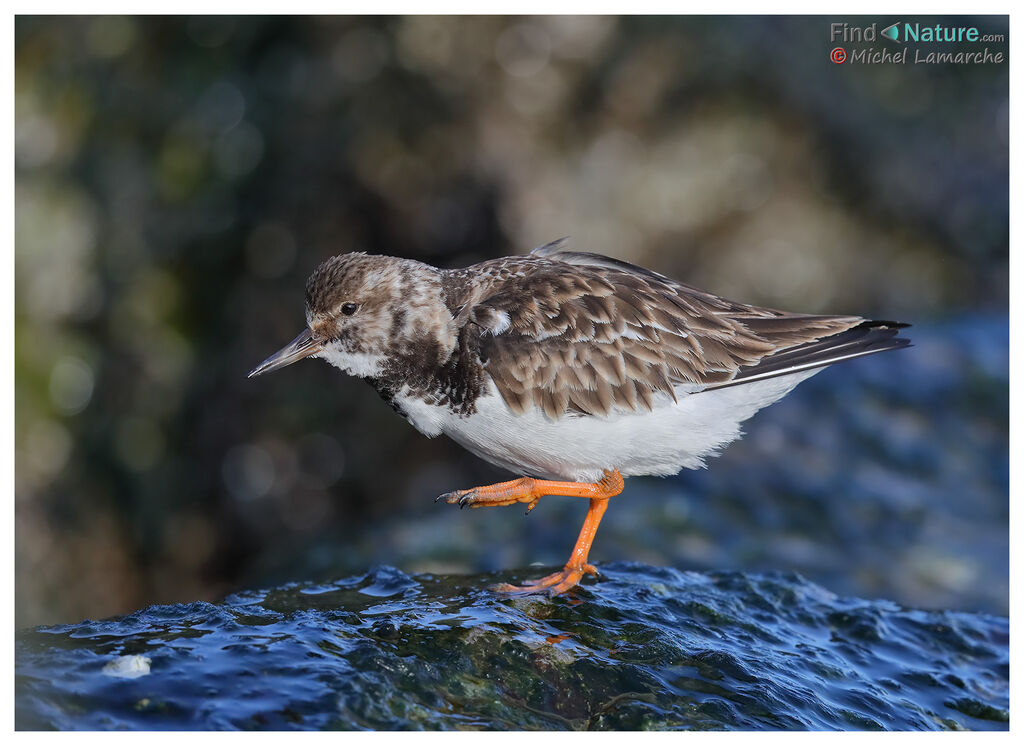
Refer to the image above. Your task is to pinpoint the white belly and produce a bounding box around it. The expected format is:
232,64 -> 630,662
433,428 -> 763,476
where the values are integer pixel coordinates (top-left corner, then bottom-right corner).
394,369 -> 822,482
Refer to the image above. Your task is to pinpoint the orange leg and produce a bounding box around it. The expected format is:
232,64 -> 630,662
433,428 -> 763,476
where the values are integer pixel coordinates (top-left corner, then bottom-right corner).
437,469 -> 624,514
438,469 -> 624,595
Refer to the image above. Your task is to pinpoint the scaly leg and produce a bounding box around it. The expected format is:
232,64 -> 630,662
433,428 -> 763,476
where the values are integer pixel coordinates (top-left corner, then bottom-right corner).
438,469 -> 624,595
495,496 -> 612,594
437,469 -> 623,514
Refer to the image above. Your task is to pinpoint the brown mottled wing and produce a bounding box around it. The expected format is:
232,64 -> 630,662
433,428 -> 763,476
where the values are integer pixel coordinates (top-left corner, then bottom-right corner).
471,249 -> 865,419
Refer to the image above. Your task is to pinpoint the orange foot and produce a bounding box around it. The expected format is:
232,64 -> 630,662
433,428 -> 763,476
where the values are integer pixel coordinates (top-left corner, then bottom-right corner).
493,563 -> 600,596
436,470 -> 623,596
436,469 -> 624,514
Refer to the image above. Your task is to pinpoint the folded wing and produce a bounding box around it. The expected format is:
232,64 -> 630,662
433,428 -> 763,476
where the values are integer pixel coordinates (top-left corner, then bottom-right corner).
470,243 -> 908,419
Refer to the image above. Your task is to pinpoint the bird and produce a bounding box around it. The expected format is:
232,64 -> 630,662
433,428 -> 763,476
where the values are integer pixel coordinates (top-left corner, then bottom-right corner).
248,239 -> 910,595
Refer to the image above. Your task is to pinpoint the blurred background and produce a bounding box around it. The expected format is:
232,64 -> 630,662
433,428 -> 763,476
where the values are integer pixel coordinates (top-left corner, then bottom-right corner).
15,16 -> 1007,628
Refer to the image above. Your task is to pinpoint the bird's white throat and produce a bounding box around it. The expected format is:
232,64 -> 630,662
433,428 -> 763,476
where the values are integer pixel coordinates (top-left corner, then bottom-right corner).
316,343 -> 385,379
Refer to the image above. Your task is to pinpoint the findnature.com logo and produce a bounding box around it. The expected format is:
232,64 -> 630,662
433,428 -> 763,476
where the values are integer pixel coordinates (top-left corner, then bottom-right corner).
878,22 -> 1004,43
829,21 -> 1006,65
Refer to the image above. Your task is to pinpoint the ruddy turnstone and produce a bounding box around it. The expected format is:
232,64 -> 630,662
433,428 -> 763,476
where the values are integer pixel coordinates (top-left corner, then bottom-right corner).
249,239 -> 909,594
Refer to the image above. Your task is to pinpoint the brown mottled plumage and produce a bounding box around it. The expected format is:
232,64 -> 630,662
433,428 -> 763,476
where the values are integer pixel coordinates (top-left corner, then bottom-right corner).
433,240 -> 900,420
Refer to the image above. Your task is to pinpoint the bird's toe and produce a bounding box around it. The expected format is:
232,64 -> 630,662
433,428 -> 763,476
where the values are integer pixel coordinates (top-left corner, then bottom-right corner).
436,490 -> 466,505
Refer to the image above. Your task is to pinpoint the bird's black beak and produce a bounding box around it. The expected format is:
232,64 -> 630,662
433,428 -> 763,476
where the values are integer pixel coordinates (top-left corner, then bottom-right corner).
247,328 -> 324,378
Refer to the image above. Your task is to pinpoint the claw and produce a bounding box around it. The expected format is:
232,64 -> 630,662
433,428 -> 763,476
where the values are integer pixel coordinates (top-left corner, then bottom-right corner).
458,491 -> 477,509
491,564 -> 599,596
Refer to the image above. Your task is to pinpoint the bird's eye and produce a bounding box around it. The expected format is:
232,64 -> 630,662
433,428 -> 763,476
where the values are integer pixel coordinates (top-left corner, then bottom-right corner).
341,302 -> 358,316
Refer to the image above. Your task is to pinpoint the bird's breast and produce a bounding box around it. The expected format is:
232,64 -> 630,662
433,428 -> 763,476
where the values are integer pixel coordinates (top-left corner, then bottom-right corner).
390,385 -> 457,437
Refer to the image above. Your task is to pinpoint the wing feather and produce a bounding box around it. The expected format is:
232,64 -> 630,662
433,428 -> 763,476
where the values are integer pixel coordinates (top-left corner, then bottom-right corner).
461,245 -> 903,419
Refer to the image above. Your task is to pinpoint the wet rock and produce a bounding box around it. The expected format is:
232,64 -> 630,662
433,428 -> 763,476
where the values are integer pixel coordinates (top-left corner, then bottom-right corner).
15,565 -> 1008,730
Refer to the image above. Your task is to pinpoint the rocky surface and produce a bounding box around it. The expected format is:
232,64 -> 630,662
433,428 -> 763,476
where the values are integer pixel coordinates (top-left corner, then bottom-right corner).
16,564 -> 1008,730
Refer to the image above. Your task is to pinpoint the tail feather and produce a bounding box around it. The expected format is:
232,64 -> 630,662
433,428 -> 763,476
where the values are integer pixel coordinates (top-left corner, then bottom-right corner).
704,320 -> 911,390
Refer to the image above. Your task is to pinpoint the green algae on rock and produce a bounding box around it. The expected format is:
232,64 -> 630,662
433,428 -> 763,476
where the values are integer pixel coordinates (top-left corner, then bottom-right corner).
16,564 -> 1008,730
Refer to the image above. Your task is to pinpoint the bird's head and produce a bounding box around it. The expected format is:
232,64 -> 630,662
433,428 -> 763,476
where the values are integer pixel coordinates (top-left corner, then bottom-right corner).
248,252 -> 455,380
